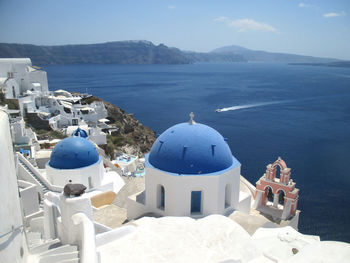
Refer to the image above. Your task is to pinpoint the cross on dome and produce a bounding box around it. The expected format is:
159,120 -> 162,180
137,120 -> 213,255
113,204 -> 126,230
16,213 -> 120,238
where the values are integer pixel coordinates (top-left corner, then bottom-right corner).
189,112 -> 196,125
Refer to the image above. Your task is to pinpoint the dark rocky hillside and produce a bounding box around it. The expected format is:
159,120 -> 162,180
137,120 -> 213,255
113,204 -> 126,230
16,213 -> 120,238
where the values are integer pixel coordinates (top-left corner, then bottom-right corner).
81,96 -> 156,158
0,41 -> 191,65
0,41 -> 245,65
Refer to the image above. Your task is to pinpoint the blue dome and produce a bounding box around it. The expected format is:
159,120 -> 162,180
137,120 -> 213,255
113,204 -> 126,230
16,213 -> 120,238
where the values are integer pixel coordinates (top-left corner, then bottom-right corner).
72,128 -> 88,138
148,122 -> 239,175
49,137 -> 99,169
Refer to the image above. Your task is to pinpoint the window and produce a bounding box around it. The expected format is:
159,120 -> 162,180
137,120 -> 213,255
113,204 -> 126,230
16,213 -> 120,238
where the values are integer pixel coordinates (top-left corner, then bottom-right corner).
225,184 -> 231,208
157,185 -> 165,210
278,190 -> 286,206
88,177 -> 93,189
63,107 -> 71,114
191,191 -> 202,214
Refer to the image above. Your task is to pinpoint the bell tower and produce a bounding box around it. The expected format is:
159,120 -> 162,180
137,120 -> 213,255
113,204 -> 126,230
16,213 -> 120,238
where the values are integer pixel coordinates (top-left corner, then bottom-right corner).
253,157 -> 299,220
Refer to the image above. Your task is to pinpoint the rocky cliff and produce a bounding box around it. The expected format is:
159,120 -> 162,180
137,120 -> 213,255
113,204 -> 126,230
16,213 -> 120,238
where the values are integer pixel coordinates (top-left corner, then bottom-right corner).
25,93 -> 156,157
81,96 -> 156,157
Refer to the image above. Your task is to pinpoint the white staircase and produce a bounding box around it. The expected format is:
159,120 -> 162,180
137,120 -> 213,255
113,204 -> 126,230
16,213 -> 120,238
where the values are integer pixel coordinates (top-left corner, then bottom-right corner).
27,230 -> 80,263
18,158 -> 50,195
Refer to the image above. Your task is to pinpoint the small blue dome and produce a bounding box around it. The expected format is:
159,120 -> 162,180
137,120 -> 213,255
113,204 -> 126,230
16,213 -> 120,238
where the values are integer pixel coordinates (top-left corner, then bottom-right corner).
148,122 -> 238,175
72,127 -> 88,138
49,137 -> 99,169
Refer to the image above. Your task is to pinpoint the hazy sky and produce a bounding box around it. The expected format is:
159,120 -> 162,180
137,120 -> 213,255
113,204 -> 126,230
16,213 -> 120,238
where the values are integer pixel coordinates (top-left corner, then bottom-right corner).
1,0 -> 349,59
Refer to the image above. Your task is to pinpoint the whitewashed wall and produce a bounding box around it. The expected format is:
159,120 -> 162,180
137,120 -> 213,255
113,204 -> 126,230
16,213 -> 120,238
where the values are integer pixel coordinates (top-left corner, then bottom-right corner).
142,164 -> 241,218
46,158 -> 104,190
0,110 -> 28,262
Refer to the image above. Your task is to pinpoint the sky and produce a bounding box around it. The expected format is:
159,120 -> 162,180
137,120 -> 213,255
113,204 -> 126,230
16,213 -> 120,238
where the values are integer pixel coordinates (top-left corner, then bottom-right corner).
0,0 -> 349,60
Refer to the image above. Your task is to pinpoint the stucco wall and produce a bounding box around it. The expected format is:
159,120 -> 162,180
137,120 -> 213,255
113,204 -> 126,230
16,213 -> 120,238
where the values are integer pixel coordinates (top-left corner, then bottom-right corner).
143,164 -> 241,217
46,158 -> 103,189
0,110 -> 28,262
18,180 -> 40,216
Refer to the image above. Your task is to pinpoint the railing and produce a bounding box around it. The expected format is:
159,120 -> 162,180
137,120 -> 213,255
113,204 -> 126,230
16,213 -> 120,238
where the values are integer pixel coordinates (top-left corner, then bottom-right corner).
91,141 -> 123,176
95,225 -> 135,247
17,153 -> 62,193
240,175 -> 256,197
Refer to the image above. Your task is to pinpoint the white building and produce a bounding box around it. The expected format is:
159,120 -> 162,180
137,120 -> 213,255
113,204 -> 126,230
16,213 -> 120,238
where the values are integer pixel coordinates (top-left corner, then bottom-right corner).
10,117 -> 37,146
0,77 -> 20,99
0,59 -> 109,131
45,134 -> 124,194
0,58 -> 48,98
127,113 -> 251,220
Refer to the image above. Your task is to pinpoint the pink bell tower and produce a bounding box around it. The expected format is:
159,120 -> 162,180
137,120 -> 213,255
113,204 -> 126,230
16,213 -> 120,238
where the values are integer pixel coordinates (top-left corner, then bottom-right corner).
253,157 -> 299,220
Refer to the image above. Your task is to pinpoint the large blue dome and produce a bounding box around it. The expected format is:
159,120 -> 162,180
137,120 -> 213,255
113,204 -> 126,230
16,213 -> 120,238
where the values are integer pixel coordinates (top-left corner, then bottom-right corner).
49,137 -> 99,169
148,122 -> 239,175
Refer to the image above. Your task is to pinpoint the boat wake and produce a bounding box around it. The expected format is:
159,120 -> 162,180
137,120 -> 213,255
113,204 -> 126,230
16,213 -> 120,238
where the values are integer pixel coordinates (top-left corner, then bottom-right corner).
215,100 -> 292,112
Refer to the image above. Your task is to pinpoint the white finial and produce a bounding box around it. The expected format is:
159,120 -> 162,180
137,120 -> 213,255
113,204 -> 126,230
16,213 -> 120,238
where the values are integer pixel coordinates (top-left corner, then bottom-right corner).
189,112 -> 196,125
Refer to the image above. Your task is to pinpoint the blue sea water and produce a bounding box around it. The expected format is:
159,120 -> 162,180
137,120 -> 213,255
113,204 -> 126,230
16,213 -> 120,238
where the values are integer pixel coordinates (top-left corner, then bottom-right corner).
44,62 -> 350,242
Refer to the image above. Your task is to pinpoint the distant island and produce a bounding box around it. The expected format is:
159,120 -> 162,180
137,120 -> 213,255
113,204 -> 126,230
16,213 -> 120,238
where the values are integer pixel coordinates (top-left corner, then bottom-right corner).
289,61 -> 350,68
211,45 -> 339,64
0,40 -> 340,66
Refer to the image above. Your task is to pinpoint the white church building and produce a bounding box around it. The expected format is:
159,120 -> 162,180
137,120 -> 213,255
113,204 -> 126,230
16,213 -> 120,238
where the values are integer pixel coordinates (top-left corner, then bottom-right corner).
45,131 -> 125,194
127,113 -> 251,219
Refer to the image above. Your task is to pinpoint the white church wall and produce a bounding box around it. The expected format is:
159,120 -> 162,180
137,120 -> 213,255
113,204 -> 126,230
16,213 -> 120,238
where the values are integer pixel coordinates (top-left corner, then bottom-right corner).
0,110 -> 28,263
144,163 -> 241,218
218,165 -> 241,211
46,158 -> 103,190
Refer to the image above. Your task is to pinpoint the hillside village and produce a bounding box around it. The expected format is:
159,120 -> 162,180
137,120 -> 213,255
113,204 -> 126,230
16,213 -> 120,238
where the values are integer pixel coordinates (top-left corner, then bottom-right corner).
0,58 -> 155,162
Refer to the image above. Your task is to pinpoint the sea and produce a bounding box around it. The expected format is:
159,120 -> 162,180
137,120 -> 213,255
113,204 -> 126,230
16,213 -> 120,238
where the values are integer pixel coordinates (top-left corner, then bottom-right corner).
44,62 -> 350,242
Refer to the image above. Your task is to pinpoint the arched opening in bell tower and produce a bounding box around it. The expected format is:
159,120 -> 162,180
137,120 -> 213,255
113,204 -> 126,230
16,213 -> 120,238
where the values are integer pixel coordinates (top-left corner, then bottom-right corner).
265,186 -> 274,203
277,189 -> 286,206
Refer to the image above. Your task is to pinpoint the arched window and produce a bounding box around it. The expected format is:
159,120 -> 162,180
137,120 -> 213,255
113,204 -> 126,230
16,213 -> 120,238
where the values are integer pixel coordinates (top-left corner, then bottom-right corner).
266,186 -> 274,203
275,165 -> 281,179
278,190 -> 286,206
225,184 -> 231,208
157,185 -> 165,210
88,176 -> 93,189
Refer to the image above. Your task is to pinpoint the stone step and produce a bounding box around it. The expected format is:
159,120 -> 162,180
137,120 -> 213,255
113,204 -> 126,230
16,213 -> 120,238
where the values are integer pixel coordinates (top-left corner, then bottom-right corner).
59,259 -> 80,263
30,239 -> 62,254
39,244 -> 78,257
19,160 -> 49,193
27,231 -> 43,248
39,251 -> 79,263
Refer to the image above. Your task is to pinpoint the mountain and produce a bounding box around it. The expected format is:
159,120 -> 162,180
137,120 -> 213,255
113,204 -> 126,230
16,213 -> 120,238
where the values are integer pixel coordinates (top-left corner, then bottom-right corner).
0,41 -> 191,65
0,41 -> 246,65
211,45 -> 339,63
0,41 -> 340,65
